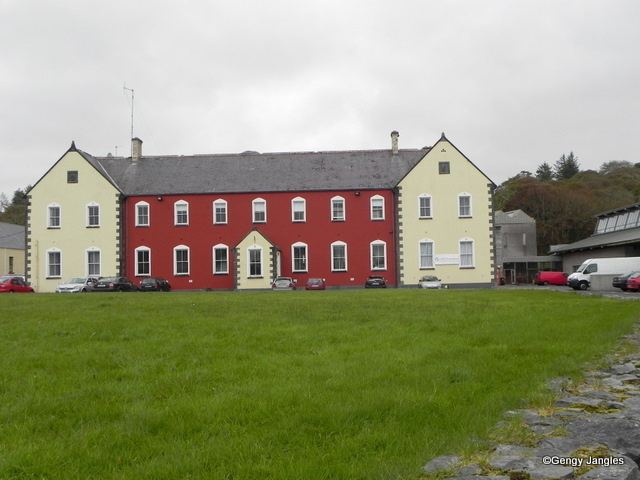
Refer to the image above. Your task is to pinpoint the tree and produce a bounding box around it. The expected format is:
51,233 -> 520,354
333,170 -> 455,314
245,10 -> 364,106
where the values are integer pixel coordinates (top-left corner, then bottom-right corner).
553,152 -> 580,180
535,162 -> 553,181
599,160 -> 633,175
0,187 -> 29,225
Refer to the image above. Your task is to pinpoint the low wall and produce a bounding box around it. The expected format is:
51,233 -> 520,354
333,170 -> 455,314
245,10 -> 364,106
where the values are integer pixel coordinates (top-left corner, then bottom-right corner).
590,274 -> 618,291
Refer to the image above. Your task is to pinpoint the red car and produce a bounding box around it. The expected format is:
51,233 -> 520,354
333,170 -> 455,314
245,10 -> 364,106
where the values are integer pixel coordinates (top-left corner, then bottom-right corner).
626,273 -> 640,292
534,271 -> 569,286
0,276 -> 34,293
305,278 -> 326,290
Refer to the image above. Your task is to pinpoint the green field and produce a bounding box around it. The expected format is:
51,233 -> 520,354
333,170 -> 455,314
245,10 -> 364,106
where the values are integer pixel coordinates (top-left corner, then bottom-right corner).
0,289 -> 638,479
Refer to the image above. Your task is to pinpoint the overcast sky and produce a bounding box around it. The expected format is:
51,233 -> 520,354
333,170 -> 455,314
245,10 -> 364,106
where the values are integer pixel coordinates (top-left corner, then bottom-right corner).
1,0 -> 639,197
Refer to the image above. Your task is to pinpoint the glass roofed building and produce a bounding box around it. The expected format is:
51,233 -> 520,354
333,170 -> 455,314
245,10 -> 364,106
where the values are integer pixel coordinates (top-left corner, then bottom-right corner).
550,202 -> 640,273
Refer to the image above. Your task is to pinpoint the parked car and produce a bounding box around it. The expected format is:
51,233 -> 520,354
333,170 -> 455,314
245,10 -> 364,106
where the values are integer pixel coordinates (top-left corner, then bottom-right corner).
364,275 -> 387,288
56,277 -> 98,293
419,275 -> 442,289
534,271 -> 569,286
0,275 -> 34,293
568,257 -> 640,290
626,273 -> 640,292
138,277 -> 171,292
272,277 -> 296,290
92,276 -> 137,292
305,278 -> 326,290
612,271 -> 640,291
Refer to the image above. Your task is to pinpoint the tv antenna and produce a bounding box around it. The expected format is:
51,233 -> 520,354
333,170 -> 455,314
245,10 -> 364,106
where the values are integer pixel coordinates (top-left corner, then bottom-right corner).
123,83 -> 134,156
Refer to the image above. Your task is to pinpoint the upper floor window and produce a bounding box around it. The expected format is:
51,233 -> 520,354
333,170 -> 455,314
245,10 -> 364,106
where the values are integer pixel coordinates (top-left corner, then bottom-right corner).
47,248 -> 62,278
252,198 -> 267,223
370,240 -> 387,270
331,196 -> 345,221
291,242 -> 308,272
418,194 -> 432,219
291,197 -> 306,222
135,246 -> 151,276
174,200 -> 189,226
135,201 -> 150,227
86,248 -> 101,276
331,241 -> 347,272
419,239 -> 434,269
458,193 -> 472,218
459,239 -> 474,268
87,203 -> 100,227
439,162 -> 450,174
370,195 -> 385,221
213,199 -> 228,225
174,245 -> 190,275
213,244 -> 229,274
67,170 -> 78,183
47,204 -> 61,228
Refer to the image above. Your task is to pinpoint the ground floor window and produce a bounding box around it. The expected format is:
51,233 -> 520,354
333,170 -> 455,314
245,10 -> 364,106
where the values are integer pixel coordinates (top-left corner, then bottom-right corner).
370,241 -> 387,270
292,243 -> 308,272
214,245 -> 229,274
331,242 -> 347,271
460,240 -> 474,268
47,250 -> 61,278
174,246 -> 190,275
87,249 -> 101,276
136,247 -> 151,276
248,248 -> 262,277
419,240 -> 434,269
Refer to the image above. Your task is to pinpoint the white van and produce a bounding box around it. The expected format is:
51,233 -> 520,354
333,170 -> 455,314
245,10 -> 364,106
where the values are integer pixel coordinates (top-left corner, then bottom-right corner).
567,257 -> 640,290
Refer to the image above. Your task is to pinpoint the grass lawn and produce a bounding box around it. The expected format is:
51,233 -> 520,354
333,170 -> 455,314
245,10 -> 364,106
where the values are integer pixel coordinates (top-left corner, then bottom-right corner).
0,289 -> 639,479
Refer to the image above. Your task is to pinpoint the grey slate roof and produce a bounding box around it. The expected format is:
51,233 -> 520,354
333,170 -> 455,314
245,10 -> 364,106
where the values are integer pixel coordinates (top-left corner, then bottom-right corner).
549,226 -> 640,254
0,222 -> 25,250
86,149 -> 429,195
495,209 -> 535,225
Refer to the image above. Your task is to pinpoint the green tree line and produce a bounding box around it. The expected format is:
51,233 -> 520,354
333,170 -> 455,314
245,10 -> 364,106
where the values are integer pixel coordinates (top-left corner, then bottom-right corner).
495,155 -> 640,253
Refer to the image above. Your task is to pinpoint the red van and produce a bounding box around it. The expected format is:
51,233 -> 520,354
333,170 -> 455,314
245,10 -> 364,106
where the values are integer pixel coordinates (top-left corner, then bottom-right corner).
534,271 -> 568,286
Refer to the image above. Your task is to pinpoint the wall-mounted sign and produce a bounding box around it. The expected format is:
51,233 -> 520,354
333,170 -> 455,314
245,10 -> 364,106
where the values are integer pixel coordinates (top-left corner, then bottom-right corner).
434,254 -> 459,265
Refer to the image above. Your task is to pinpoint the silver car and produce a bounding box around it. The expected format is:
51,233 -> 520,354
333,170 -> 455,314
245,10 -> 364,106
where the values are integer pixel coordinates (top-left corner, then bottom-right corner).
419,275 -> 442,289
56,277 -> 98,293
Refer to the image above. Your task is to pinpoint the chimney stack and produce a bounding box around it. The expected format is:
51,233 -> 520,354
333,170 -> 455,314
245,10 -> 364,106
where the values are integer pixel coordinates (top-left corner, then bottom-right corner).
391,131 -> 399,155
132,137 -> 143,161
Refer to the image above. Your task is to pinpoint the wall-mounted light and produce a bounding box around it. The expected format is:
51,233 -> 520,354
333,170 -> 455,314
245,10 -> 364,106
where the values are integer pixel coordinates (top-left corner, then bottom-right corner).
157,196 -> 163,201
355,191 -> 361,197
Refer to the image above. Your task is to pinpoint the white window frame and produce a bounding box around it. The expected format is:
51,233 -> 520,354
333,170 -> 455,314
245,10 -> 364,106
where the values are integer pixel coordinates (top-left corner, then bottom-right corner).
46,247 -> 62,278
135,201 -> 150,227
252,198 -> 267,223
458,193 -> 472,218
47,203 -> 61,228
370,240 -> 387,270
418,194 -> 433,219
418,239 -> 435,269
459,238 -> 475,268
86,202 -> 100,227
135,246 -> 151,276
331,196 -> 346,221
174,200 -> 189,226
213,244 -> 229,275
291,242 -> 308,273
370,195 -> 385,221
173,245 -> 190,276
86,247 -> 101,277
291,197 -> 306,223
330,241 -> 348,272
247,245 -> 263,278
213,199 -> 228,225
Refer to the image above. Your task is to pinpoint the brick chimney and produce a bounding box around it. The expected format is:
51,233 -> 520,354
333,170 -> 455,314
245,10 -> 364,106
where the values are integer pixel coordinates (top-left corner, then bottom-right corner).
132,137 -> 143,161
391,131 -> 399,155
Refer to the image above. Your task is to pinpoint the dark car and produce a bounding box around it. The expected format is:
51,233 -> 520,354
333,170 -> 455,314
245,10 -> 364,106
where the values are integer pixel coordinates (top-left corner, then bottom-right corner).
364,275 -> 387,288
305,278 -> 326,290
0,275 -> 34,293
138,277 -> 171,292
613,271 -> 640,291
92,276 -> 136,292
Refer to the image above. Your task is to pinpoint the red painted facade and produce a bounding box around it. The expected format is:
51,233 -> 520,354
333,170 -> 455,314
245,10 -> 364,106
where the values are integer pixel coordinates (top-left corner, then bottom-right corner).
125,189 -> 397,289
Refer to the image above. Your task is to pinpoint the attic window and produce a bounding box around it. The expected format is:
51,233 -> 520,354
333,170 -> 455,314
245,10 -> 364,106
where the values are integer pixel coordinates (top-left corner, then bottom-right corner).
67,170 -> 78,183
438,162 -> 450,175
